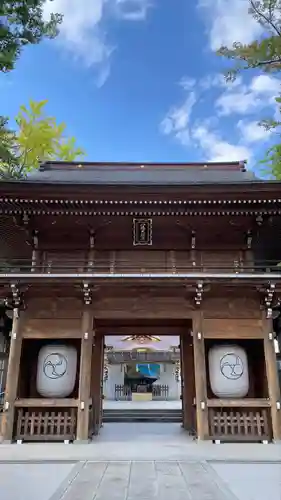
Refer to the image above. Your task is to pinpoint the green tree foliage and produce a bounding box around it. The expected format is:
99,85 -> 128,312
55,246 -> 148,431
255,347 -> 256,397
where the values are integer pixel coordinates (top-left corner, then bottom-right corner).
0,99 -> 85,180
1,0 -> 62,72
218,0 -> 281,80
0,116 -> 16,164
217,0 -> 281,178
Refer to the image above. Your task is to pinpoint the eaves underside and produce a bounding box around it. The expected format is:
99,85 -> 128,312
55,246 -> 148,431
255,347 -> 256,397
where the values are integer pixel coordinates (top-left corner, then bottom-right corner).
1,180 -> 281,203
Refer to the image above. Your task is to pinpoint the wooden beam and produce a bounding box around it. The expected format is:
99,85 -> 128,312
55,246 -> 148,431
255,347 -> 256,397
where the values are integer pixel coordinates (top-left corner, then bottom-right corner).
203,330 -> 264,339
76,307 -> 94,442
14,398 -> 78,407
192,310 -> 209,440
22,319 -> 81,338
207,398 -> 271,408
262,312 -> 281,441
203,318 -> 263,339
100,325 -> 185,336
0,308 -> 24,442
23,330 -> 82,339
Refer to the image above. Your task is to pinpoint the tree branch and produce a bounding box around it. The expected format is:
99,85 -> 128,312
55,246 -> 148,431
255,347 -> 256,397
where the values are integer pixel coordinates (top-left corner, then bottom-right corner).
250,0 -> 281,37
238,55 -> 281,67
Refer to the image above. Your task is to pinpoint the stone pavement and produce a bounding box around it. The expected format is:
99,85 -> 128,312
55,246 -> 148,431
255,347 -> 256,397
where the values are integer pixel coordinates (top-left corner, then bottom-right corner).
2,460 -> 281,500
0,423 -> 280,499
0,461 -> 240,500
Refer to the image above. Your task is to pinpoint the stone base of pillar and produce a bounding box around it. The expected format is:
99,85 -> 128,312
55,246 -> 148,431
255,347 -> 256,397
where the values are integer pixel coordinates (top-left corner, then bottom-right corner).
73,439 -> 92,444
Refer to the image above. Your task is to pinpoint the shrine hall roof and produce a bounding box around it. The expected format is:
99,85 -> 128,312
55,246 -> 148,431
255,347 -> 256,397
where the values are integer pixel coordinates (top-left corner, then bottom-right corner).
22,160 -> 261,186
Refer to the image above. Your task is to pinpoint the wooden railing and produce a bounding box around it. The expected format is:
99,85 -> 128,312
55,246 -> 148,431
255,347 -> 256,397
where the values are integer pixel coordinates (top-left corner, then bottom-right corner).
152,384 -> 169,400
207,399 -> 272,442
114,384 -> 132,401
13,398 -> 78,442
114,384 -> 170,401
15,407 -> 77,442
0,254 -> 280,276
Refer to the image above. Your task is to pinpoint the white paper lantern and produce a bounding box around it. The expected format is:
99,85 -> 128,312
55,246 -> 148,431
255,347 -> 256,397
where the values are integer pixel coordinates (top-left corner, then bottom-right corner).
208,345 -> 249,398
36,344 -> 77,398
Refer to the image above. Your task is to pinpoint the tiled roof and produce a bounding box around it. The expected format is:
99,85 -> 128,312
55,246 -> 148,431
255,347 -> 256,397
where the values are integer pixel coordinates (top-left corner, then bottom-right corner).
24,161 -> 259,185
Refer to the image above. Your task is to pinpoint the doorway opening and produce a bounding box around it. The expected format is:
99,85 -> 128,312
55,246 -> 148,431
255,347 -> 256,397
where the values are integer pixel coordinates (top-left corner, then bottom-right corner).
91,318 -> 195,441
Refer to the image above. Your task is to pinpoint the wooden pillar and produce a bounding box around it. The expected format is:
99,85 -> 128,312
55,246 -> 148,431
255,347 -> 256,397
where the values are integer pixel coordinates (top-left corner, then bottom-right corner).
192,310 -> 209,440
262,312 -> 281,441
181,332 -> 194,431
91,333 -> 104,435
0,307 -> 24,442
76,307 -> 94,442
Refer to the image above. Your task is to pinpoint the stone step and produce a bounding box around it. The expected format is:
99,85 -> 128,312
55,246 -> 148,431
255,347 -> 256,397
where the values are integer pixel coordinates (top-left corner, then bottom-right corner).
103,408 -> 182,423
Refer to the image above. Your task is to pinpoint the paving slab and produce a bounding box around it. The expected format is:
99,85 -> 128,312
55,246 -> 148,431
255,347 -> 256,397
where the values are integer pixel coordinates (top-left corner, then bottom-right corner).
1,423 -> 280,462
0,441 -> 280,462
0,462 -> 77,500
1,460 -> 280,499
53,461 -> 238,500
210,462 -> 281,500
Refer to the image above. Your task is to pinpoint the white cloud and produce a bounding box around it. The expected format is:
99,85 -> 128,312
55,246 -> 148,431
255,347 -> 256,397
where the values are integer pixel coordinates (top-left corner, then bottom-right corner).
43,0 -> 109,66
43,0 -> 151,84
250,74 -> 280,97
115,0 -> 152,21
192,124 -> 251,162
160,78 -> 251,161
179,77 -> 196,91
198,0 -> 262,51
237,120 -> 272,143
216,74 -> 281,116
216,88 -> 261,115
160,92 -> 196,144
160,72 -> 280,164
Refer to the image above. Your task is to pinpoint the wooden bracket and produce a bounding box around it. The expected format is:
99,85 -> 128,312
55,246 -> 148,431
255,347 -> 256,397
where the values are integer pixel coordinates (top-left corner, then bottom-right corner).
82,282 -> 92,305
246,230 -> 252,249
265,282 -> 276,318
191,231 -> 196,249
32,230 -> 39,249
22,212 -> 30,226
89,229 -> 95,249
10,283 -> 22,309
194,281 -> 204,306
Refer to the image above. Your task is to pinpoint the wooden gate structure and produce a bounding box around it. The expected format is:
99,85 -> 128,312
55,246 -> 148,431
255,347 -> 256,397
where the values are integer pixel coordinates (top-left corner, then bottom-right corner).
0,160 -> 281,443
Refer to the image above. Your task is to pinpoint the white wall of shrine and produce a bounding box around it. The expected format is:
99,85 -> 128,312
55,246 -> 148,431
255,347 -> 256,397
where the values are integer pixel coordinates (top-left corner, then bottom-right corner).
103,362 -> 181,400
103,335 -> 181,400
103,364 -> 125,400
157,363 -> 181,399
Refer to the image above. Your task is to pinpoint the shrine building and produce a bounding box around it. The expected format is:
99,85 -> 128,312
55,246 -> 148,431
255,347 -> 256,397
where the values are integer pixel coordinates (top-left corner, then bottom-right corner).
0,160 -> 281,444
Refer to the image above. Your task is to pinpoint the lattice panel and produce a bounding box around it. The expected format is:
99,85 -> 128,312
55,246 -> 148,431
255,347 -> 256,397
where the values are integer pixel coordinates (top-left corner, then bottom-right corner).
208,408 -> 272,442
15,408 -> 77,441
0,216 -> 31,261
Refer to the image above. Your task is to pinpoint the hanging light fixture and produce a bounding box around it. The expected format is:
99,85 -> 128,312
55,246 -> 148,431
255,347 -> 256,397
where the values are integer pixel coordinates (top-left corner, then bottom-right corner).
122,335 -> 161,344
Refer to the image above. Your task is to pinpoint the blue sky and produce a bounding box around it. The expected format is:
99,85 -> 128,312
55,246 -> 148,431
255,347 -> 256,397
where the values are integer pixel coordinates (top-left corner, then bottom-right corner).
0,0 -> 280,169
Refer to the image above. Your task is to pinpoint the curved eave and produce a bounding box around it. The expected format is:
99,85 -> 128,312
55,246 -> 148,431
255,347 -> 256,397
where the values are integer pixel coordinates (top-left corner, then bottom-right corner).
1,180 -> 281,205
